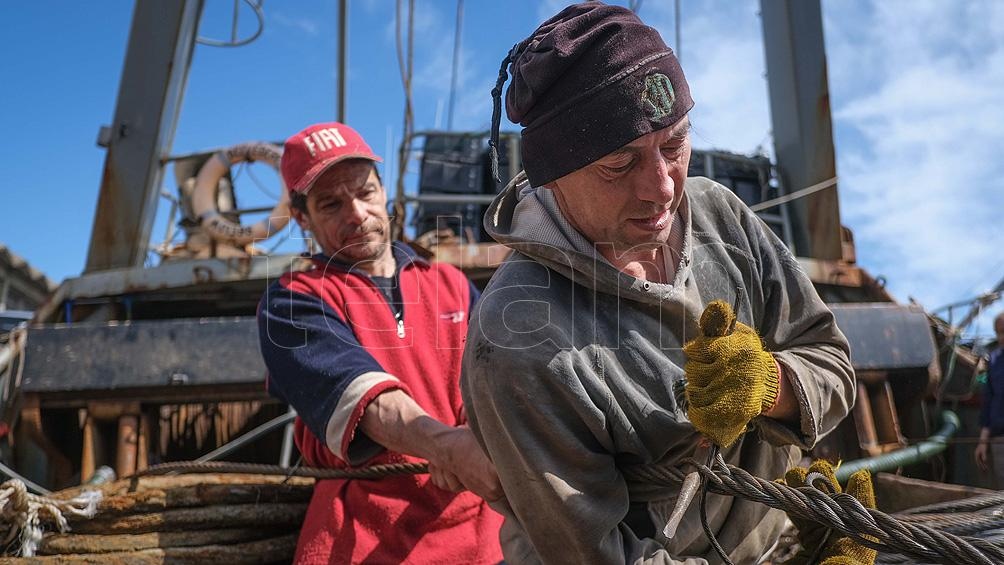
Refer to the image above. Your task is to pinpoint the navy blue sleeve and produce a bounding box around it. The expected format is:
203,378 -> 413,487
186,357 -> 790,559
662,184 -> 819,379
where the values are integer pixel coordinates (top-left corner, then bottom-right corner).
257,281 -> 385,445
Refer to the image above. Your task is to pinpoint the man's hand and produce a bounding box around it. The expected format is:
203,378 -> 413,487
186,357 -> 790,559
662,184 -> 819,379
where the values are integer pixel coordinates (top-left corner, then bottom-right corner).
427,426 -> 504,502
784,460 -> 877,565
683,300 -> 780,447
359,390 -> 503,501
976,441 -> 990,472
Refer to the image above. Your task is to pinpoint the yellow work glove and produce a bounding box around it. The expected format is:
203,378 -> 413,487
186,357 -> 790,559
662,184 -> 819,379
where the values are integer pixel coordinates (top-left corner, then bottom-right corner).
783,460 -> 877,565
683,300 -> 780,448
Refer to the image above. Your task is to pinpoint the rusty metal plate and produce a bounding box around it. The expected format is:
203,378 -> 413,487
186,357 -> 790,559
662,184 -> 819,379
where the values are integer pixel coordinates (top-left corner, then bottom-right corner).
829,303 -> 936,371
22,317 -> 265,393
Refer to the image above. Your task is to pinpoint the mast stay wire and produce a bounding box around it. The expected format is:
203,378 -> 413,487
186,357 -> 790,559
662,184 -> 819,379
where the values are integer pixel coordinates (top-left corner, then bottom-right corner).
447,0 -> 464,131
243,162 -> 281,201
391,0 -> 416,241
750,176 -> 837,212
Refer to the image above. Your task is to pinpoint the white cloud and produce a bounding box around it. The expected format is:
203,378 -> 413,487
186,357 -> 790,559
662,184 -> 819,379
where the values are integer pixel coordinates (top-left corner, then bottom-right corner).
823,0 -> 1004,336
382,2 -> 441,45
372,0 -> 1004,338
643,0 -> 773,155
636,0 -> 1004,337
392,1 -> 496,131
271,12 -> 320,36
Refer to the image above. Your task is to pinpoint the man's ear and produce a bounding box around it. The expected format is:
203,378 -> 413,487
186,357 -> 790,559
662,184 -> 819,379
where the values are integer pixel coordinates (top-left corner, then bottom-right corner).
290,205 -> 310,232
542,182 -> 557,191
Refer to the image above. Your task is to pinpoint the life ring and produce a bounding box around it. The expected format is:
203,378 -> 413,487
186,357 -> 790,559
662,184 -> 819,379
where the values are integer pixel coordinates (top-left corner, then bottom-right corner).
192,142 -> 291,246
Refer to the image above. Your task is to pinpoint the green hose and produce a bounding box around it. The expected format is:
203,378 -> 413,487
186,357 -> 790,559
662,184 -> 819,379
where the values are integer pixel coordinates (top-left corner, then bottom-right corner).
834,410 -> 960,483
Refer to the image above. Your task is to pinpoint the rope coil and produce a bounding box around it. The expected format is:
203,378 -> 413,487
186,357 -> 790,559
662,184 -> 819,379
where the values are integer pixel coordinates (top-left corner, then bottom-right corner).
0,479 -> 101,557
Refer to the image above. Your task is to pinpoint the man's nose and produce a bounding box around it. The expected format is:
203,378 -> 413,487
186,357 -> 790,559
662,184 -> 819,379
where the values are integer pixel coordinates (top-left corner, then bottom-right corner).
636,154 -> 675,204
345,198 -> 368,224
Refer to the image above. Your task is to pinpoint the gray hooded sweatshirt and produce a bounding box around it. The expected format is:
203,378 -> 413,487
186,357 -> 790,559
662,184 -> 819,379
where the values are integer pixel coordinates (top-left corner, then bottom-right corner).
461,174 -> 855,564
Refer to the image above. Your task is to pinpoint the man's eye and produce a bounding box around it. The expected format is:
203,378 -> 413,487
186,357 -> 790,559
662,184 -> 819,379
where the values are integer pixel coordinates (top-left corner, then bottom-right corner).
603,160 -> 633,174
662,145 -> 683,159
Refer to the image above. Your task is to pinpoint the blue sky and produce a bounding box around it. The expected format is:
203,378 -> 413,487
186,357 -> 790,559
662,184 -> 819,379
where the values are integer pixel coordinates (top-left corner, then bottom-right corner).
2,0 -> 1003,339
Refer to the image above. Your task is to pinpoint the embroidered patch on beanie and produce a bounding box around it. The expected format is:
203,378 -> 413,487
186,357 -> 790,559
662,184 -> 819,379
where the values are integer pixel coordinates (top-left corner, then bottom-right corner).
488,2 -> 695,187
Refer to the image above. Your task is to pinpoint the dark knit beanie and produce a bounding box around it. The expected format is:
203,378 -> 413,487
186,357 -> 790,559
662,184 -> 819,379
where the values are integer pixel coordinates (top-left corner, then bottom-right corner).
488,1 -> 694,187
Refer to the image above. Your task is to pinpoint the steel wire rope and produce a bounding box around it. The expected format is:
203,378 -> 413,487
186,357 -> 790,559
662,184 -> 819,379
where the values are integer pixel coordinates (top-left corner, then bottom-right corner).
194,411 -> 297,463
749,176 -> 838,212
0,459 -> 50,496
622,459 -> 1004,564
447,0 -> 463,131
133,456 -> 1004,563
244,161 -> 281,201
899,491 -> 1004,515
699,447 -> 734,564
135,460 -> 429,480
241,161 -> 295,252
934,302 -> 983,437
220,160 -> 290,253
391,0 -> 416,242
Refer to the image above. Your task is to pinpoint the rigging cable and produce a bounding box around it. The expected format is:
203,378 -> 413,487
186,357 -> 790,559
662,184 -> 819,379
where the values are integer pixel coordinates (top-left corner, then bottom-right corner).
244,162 -> 281,201
750,176 -> 838,212
447,0 -> 464,130
391,0 -> 416,241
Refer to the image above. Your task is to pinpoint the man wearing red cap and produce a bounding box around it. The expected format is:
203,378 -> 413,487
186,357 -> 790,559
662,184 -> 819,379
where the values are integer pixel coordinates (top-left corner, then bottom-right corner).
257,122 -> 503,564
462,3 -> 863,564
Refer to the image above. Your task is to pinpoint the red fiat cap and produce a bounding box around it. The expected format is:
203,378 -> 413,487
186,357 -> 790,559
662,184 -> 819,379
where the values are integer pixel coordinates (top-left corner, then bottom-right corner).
281,122 -> 382,194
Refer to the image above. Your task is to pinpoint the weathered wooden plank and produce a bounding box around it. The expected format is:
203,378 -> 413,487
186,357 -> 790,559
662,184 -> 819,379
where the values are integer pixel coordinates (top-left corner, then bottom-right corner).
3,533 -> 297,564
80,482 -> 313,517
70,503 -> 307,534
875,472 -> 995,513
54,473 -> 314,500
39,528 -> 274,554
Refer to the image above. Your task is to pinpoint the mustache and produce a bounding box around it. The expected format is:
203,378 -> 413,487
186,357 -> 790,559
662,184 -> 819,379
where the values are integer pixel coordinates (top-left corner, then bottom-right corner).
629,207 -> 672,218
343,221 -> 386,238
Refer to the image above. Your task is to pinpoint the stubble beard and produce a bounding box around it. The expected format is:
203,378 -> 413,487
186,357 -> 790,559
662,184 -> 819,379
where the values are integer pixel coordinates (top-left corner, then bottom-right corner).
612,214 -> 674,254
334,223 -> 391,265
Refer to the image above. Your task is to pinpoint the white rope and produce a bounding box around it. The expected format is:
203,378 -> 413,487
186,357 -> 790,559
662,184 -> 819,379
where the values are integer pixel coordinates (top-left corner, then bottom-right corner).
0,479 -> 101,556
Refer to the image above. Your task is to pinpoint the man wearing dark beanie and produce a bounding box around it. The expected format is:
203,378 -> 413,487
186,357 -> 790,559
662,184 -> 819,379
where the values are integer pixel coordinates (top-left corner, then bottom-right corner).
462,3 -> 859,564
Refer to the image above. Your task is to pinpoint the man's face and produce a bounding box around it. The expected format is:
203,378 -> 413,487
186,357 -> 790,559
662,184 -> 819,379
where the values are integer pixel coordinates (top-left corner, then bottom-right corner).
292,160 -> 391,265
547,118 -> 691,259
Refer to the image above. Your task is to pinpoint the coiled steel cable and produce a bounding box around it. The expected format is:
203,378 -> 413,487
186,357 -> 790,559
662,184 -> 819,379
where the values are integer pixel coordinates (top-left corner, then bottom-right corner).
622,458 -> 1004,564
898,491 -> 1004,515
132,456 -> 1004,563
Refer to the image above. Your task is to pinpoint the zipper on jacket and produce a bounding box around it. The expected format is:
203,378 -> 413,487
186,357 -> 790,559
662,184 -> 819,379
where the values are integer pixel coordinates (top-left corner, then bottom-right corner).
363,278 -> 406,339
395,311 -> 405,338
375,282 -> 405,339
364,269 -> 406,338
319,246 -> 413,339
